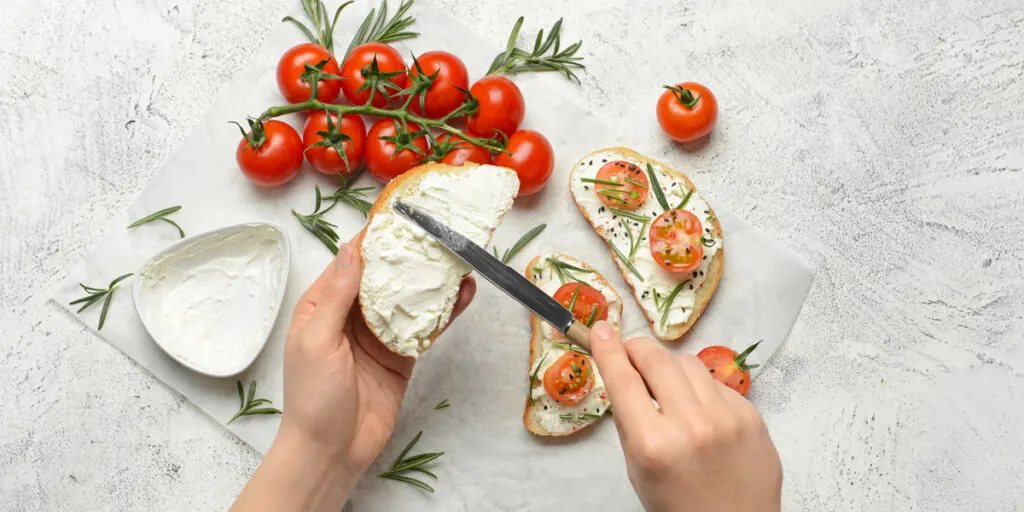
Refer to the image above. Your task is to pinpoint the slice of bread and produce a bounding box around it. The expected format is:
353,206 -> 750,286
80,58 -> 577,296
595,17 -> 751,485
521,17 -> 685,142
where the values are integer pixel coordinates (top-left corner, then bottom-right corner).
568,147 -> 724,341
523,253 -> 623,436
358,162 -> 519,358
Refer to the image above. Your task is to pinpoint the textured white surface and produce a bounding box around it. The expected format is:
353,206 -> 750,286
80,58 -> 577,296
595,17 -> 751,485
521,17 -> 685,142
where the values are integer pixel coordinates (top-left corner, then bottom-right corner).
1,0 -> 1022,510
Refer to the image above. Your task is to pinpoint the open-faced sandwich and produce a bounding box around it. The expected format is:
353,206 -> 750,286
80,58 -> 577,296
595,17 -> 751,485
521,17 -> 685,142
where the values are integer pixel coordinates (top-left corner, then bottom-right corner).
523,253 -> 623,436
569,147 -> 723,341
359,162 -> 519,358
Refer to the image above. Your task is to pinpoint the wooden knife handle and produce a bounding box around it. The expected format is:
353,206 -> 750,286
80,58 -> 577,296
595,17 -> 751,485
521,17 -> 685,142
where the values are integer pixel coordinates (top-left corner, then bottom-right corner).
565,321 -> 591,351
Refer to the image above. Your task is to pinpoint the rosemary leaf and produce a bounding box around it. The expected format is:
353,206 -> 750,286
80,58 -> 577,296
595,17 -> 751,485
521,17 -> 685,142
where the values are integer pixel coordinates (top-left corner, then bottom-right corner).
528,353 -> 547,404
609,242 -> 644,282
127,206 -> 185,238
566,285 -> 580,313
559,412 -> 602,421
345,0 -> 418,58
580,177 -> 621,187
658,280 -> 692,328
494,224 -> 546,264
381,474 -> 435,493
676,187 -> 694,210
551,342 -> 590,356
624,177 -> 649,189
434,399 -> 450,410
646,163 -> 670,211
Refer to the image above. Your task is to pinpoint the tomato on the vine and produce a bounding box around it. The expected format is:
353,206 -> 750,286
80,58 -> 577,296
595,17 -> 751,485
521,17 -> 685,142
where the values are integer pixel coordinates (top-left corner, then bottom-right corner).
466,75 -> 525,138
340,42 -> 409,108
276,43 -> 342,104
696,341 -> 761,397
543,351 -> 595,405
594,160 -> 649,210
657,82 -> 718,142
648,209 -> 704,273
235,120 -> 304,187
302,111 -> 366,177
438,134 -> 492,166
493,130 -> 554,196
408,51 -> 469,119
365,119 -> 429,181
552,282 -> 609,325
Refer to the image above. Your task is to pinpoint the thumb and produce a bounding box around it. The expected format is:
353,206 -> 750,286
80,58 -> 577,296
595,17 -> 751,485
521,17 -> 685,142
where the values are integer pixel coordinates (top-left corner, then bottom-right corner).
304,242 -> 361,343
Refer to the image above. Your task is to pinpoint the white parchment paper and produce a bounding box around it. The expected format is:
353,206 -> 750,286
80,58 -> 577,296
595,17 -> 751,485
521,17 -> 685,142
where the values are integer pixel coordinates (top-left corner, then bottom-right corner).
54,1 -> 813,509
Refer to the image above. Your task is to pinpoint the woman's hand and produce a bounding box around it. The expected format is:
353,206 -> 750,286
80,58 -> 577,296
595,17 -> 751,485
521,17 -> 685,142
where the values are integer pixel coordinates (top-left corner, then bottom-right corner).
589,322 -> 782,512
231,235 -> 475,512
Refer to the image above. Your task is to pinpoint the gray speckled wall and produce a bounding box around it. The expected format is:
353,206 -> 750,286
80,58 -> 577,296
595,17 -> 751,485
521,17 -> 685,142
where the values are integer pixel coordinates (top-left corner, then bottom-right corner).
1,0 -> 1022,510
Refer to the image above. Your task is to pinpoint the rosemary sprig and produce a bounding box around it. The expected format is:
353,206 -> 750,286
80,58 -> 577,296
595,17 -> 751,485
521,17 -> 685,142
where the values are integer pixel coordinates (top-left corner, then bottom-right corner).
528,353 -> 547,404
608,208 -> 649,223
69,273 -> 133,330
322,174 -> 374,217
551,342 -> 590,356
487,17 -> 585,83
609,242 -> 644,282
646,163 -> 670,211
346,0 -> 418,58
545,257 -> 593,284
559,412 -> 602,421
127,206 -> 184,238
292,185 -> 341,254
493,224 -> 546,264
378,431 -> 444,493
282,0 -> 353,55
434,399 -> 450,410
227,380 -> 282,425
658,280 -> 692,328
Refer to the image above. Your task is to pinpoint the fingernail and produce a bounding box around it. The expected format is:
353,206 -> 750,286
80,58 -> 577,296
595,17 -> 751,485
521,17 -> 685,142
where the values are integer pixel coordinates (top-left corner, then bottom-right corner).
591,321 -> 615,342
337,244 -> 352,268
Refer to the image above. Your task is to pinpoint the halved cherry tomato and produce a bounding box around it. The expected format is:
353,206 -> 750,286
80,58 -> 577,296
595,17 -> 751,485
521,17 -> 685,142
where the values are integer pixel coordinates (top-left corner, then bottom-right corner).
594,160 -> 649,210
340,43 -> 409,108
543,351 -> 595,405
235,120 -> 304,187
408,51 -> 469,119
276,43 -> 342,104
466,75 -> 525,138
302,111 -> 366,177
365,119 -> 428,181
649,209 -> 704,273
657,82 -> 718,142
696,341 -> 760,396
552,282 -> 608,325
493,130 -> 553,197
439,134 -> 492,166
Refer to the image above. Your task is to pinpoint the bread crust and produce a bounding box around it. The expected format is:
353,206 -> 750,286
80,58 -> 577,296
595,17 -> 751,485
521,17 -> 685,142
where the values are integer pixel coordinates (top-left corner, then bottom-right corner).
522,253 -> 623,436
567,147 -> 723,341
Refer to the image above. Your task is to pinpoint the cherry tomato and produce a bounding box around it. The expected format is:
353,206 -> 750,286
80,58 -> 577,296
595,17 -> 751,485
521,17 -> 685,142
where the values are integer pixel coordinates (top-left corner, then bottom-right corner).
235,120 -> 303,187
365,119 -> 429,181
438,134 -> 492,166
493,130 -> 553,197
276,43 -> 342,104
466,75 -> 525,138
657,82 -> 718,142
302,111 -> 366,177
408,51 -> 469,118
649,209 -> 704,273
697,341 -> 761,396
543,351 -> 595,405
340,43 -> 408,108
552,282 -> 609,325
594,160 -> 649,210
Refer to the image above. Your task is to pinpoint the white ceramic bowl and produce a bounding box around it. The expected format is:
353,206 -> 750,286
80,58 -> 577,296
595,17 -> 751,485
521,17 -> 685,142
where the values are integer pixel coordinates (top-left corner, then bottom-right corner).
132,222 -> 290,378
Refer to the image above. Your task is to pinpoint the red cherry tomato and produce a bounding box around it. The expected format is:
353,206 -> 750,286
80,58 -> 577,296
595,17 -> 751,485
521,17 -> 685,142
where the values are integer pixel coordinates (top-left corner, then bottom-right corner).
466,76 -> 525,138
697,341 -> 761,396
593,160 -> 649,210
552,282 -> 609,325
439,134 -> 492,166
276,43 -> 342,104
340,43 -> 408,108
543,351 -> 595,405
657,82 -> 718,142
648,209 -> 704,273
408,51 -> 469,119
365,119 -> 429,181
302,111 -> 366,178
235,120 -> 303,187
493,130 -> 554,196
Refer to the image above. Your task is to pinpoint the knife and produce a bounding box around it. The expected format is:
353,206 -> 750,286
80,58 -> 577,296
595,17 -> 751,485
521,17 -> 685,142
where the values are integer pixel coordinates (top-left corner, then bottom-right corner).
393,201 -> 592,350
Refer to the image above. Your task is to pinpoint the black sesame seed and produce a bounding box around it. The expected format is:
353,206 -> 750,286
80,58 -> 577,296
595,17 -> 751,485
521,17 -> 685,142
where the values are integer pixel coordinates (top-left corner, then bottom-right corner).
689,284 -> 694,290
703,255 -> 707,260
602,159 -> 607,163
543,405 -> 548,410
692,271 -> 699,278
709,369 -> 715,373
705,228 -> 710,233
589,160 -> 593,166
685,247 -> 691,255
739,379 -> 745,384
584,185 -> 589,190
598,206 -> 605,213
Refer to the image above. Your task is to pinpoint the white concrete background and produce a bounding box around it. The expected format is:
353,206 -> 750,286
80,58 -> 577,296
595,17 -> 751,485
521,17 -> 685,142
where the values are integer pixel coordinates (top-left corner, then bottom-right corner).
1,0 -> 1021,510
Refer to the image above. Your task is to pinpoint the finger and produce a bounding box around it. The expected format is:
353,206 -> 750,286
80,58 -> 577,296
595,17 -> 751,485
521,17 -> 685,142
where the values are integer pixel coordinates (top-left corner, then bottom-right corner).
351,309 -> 416,380
589,322 -> 658,434
444,276 -> 476,329
290,230 -> 365,334
303,241 -> 362,345
624,338 -> 700,417
677,354 -> 724,404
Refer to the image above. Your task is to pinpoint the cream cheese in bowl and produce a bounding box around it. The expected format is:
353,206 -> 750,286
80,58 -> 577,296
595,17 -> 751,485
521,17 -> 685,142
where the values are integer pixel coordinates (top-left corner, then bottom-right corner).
133,222 -> 290,377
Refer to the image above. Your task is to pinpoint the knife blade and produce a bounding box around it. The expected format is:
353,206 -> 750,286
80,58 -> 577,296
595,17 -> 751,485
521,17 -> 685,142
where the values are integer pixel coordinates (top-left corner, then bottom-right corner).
393,201 -> 592,349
